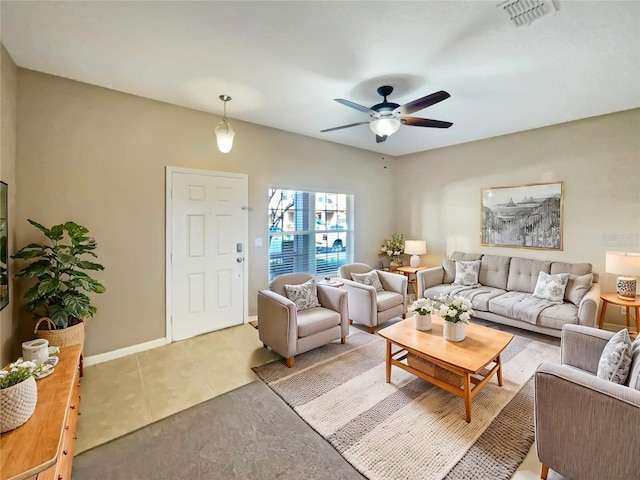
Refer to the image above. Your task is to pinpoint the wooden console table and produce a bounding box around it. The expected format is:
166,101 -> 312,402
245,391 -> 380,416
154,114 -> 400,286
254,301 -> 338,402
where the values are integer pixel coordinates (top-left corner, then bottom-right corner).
0,344 -> 82,480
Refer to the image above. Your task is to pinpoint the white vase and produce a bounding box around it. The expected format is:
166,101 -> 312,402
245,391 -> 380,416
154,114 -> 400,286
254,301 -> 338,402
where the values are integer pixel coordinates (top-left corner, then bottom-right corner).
414,313 -> 432,331
0,376 -> 38,433
443,320 -> 466,342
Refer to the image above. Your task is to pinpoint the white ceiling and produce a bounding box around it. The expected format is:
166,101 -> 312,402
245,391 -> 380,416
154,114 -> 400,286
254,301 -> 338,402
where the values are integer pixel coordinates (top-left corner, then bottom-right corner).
2,1 -> 639,156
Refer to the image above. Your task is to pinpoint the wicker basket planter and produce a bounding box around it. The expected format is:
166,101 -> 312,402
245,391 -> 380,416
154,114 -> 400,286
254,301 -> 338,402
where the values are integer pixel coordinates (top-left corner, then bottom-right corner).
414,313 -> 432,331
443,321 -> 466,342
0,376 -> 38,433
35,317 -> 85,348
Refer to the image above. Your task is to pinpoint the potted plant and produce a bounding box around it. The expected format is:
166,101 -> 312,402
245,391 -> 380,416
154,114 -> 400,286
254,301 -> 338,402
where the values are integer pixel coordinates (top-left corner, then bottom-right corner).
0,358 -> 51,432
409,297 -> 435,331
436,295 -> 475,342
12,220 -> 106,347
379,233 -> 405,270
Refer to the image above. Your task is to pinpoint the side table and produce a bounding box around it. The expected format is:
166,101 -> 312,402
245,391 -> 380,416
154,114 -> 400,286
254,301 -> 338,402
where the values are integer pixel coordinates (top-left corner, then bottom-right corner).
396,265 -> 428,300
598,292 -> 640,333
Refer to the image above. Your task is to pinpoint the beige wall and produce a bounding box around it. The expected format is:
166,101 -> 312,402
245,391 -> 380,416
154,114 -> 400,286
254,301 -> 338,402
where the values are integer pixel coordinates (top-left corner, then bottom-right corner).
7,67 -> 640,361
0,46 -> 18,366
14,69 -> 399,357
395,109 -> 640,327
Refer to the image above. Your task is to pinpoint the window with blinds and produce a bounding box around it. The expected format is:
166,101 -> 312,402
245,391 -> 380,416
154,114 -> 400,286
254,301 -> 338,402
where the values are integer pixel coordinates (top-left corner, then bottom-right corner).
268,188 -> 353,281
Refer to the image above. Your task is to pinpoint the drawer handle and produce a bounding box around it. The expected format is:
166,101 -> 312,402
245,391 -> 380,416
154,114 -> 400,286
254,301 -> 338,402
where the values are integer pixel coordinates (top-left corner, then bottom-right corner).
70,405 -> 76,410
58,476 -> 62,480
63,450 -> 68,455
65,425 -> 69,430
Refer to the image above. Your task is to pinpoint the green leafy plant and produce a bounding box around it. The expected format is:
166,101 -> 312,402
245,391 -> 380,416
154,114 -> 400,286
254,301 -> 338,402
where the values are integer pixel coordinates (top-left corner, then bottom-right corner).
12,220 -> 106,328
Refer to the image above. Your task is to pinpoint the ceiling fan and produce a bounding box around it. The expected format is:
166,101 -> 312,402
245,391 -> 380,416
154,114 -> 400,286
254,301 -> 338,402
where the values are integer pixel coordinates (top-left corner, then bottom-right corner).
321,85 -> 453,143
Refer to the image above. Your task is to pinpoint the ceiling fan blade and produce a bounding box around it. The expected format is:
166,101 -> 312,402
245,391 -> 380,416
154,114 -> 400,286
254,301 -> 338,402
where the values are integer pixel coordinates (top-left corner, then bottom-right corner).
376,135 -> 388,143
334,98 -> 377,115
394,91 -> 451,115
320,121 -> 370,133
401,117 -> 453,128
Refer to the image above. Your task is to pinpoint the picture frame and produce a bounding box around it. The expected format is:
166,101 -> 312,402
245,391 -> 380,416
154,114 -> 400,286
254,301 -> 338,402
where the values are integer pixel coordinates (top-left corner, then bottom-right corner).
0,181 -> 7,310
480,181 -> 563,250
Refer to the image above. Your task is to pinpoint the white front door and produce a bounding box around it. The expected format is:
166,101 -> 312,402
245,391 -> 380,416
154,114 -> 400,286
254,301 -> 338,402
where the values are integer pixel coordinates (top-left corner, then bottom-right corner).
167,167 -> 247,341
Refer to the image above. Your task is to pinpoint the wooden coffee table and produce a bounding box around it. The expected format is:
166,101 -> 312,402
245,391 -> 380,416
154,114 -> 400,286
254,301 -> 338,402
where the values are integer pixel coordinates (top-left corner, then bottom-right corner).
378,316 -> 513,423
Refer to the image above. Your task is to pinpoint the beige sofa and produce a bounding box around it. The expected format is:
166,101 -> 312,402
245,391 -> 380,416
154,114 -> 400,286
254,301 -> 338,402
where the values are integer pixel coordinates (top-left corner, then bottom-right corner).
416,252 -> 600,337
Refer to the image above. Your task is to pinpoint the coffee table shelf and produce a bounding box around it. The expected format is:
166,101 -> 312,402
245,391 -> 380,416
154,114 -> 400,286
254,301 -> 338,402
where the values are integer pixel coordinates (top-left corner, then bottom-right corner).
378,317 -> 513,423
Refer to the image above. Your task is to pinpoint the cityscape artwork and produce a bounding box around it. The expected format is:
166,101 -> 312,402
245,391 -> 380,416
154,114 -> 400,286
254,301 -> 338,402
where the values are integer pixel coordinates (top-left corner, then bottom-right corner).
481,181 -> 563,250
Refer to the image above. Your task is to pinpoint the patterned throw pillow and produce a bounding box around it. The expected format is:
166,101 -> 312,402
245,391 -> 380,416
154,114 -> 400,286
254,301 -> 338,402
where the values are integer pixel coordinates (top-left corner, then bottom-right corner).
532,272 -> 569,304
626,337 -> 640,391
597,329 -> 632,384
284,278 -> 321,311
351,271 -> 384,292
454,260 -> 481,286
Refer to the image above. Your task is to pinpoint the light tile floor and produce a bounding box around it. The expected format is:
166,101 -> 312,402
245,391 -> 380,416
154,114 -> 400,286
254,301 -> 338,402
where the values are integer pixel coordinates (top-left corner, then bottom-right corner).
76,321 -> 565,479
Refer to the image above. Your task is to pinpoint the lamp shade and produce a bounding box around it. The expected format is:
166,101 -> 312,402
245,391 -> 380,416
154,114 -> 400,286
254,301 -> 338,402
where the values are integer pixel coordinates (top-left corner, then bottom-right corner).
404,240 -> 427,268
369,118 -> 401,137
215,122 -> 235,153
605,252 -> 640,276
605,251 -> 640,300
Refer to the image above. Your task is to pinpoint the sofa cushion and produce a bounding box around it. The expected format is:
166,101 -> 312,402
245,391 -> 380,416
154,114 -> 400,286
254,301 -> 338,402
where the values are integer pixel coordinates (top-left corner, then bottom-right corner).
454,260 -> 481,286
564,273 -> 594,306
533,272 -> 569,304
376,290 -> 404,312
506,257 -> 552,293
284,278 -> 321,311
479,254 -> 511,290
537,303 -> 579,329
597,329 -> 632,384
424,284 -> 455,301
442,258 -> 456,284
550,262 -> 592,276
350,270 -> 383,292
297,308 -> 340,337
626,337 -> 640,390
450,251 -> 483,262
449,286 -> 507,312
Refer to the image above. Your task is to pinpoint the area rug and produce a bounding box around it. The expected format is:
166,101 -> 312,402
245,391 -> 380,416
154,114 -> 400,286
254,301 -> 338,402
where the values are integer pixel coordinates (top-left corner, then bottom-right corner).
252,328 -> 560,480
72,380 -> 365,479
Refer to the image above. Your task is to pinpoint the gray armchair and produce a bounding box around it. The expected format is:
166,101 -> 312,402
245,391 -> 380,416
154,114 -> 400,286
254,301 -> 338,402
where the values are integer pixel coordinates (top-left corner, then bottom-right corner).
257,273 -> 349,368
535,324 -> 640,480
338,263 -> 407,333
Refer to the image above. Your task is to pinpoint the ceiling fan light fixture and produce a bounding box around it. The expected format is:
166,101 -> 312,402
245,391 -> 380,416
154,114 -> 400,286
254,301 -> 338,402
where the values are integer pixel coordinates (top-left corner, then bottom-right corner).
214,94 -> 235,153
370,118 -> 401,137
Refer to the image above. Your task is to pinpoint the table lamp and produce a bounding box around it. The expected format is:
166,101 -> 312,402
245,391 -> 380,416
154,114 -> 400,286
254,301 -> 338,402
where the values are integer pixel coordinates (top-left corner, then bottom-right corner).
404,240 -> 427,268
605,251 -> 640,301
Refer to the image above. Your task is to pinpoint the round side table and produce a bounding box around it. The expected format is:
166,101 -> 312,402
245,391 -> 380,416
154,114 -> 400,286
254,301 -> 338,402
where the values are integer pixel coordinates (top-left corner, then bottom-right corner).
598,293 -> 640,333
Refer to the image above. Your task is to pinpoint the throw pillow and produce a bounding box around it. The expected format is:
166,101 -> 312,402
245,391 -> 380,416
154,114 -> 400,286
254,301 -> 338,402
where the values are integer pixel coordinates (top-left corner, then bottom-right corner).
532,271 -> 569,304
442,257 -> 456,284
597,329 -> 632,384
564,273 -> 594,306
284,278 -> 321,311
626,342 -> 640,391
454,260 -> 481,286
351,271 -> 384,292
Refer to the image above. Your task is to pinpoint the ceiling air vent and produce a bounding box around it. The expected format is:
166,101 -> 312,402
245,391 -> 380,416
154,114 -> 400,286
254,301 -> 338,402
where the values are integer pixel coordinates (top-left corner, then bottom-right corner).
498,0 -> 557,27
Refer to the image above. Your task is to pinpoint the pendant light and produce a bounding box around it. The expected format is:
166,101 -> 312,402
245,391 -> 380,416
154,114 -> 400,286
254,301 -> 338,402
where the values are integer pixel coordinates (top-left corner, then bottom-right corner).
214,95 -> 235,153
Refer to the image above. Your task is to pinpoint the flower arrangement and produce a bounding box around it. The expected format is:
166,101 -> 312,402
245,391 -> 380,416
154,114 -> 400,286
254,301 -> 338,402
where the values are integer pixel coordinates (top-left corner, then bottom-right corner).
0,359 -> 51,389
436,295 -> 475,323
379,233 -> 405,263
409,297 -> 436,316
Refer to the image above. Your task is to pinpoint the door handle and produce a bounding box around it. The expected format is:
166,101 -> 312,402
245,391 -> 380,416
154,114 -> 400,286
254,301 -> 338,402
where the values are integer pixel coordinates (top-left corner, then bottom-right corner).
236,257 -> 244,263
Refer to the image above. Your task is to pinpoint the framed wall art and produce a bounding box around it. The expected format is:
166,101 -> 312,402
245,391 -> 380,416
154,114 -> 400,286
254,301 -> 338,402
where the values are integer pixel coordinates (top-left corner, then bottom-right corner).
481,181 -> 563,250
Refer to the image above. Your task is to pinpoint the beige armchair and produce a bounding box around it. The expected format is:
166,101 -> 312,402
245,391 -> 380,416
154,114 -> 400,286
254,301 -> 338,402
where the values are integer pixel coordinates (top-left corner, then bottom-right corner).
535,324 -> 640,480
338,263 -> 407,333
257,273 -> 349,368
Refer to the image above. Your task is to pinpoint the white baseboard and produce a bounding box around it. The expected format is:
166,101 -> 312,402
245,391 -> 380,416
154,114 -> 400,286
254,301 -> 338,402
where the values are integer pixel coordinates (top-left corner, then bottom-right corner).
602,322 -> 635,332
247,315 -> 257,323
83,337 -> 168,367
